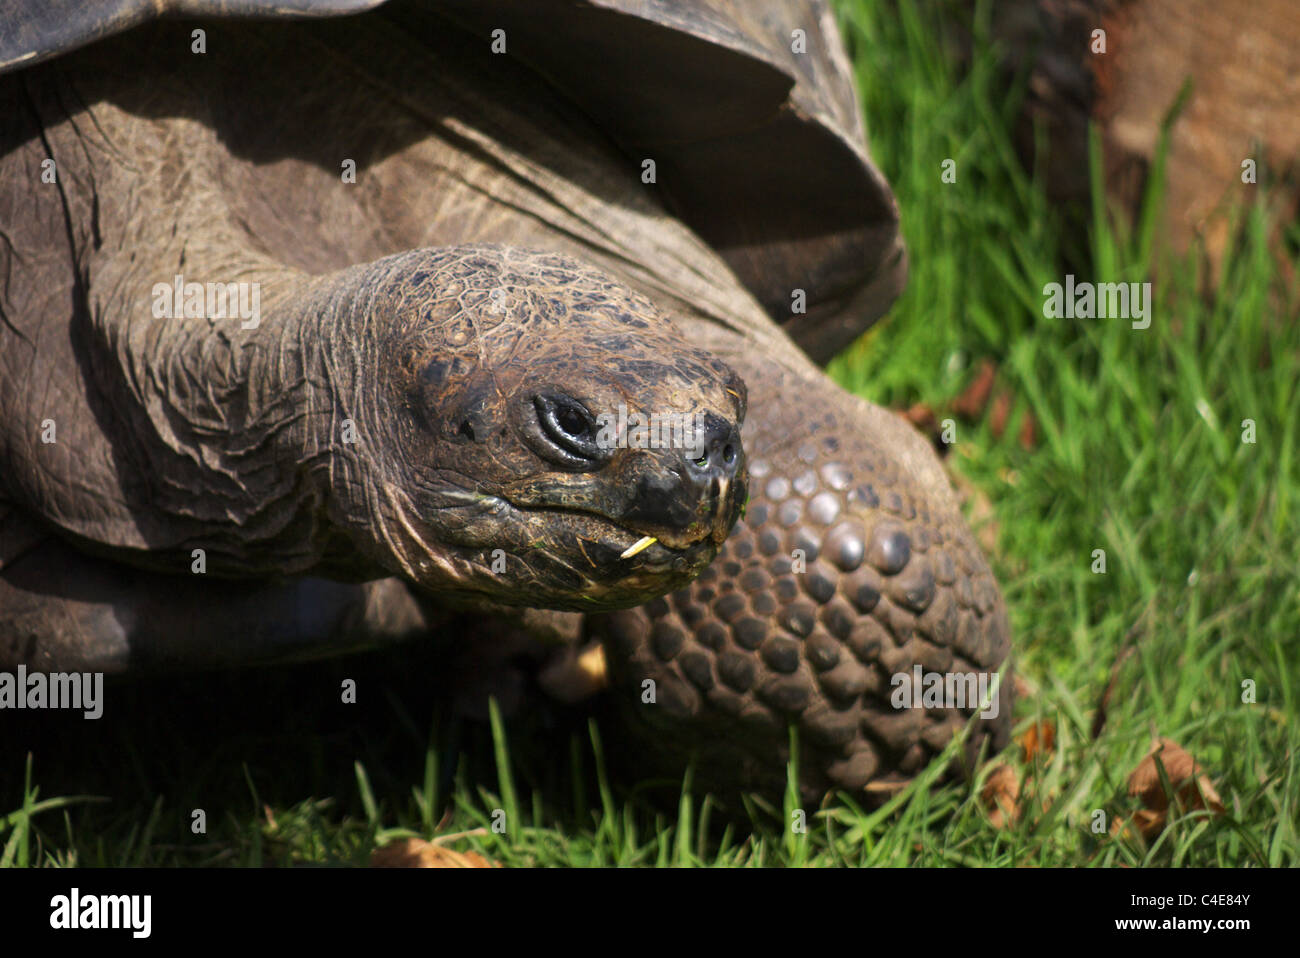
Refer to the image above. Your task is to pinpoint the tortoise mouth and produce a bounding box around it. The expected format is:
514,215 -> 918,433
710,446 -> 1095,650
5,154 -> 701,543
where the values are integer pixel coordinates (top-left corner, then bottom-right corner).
495,467 -> 744,556
430,452 -> 747,607
491,493 -> 722,558
453,492 -> 724,609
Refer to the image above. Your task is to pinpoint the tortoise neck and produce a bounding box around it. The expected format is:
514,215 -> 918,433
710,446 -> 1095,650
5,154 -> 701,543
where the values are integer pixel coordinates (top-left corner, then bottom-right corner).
88,258 -> 383,577
17,66 -> 397,577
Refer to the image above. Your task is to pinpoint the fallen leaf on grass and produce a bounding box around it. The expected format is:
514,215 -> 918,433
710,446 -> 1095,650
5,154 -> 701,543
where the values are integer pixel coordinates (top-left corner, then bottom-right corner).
1128,738 -> 1225,812
1115,737 -> 1225,839
1017,410 -> 1039,451
893,402 -> 954,459
370,838 -> 498,868
953,359 -> 997,420
981,763 -> 1021,829
862,779 -> 909,797
902,402 -> 939,433
989,390 -> 1012,439
1019,720 -> 1056,763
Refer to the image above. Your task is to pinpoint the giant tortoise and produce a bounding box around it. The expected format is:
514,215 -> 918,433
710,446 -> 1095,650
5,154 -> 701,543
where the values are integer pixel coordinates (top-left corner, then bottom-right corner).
0,0 -> 1012,799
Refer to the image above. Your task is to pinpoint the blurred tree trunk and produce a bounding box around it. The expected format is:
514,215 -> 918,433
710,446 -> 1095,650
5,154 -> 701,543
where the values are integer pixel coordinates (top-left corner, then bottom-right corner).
942,0 -> 1300,277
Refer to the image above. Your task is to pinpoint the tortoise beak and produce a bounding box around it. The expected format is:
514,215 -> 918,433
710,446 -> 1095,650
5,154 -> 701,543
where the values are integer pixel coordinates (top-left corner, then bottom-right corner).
684,411 -> 746,546
619,413 -> 746,551
708,470 -> 747,546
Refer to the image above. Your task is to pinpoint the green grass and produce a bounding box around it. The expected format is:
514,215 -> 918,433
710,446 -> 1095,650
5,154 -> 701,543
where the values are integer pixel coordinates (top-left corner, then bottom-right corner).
4,0 -> 1297,866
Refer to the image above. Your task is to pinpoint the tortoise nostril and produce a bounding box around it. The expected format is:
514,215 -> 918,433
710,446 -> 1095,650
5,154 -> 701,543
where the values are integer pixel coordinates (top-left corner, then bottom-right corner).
685,413 -> 743,481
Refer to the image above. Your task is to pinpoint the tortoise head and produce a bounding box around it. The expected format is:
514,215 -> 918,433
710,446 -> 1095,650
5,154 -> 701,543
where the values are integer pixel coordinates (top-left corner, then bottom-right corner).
336,246 -> 747,610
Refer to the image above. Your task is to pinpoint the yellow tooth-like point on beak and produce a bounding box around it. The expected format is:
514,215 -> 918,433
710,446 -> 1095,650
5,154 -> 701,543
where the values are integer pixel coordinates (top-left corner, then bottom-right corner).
620,535 -> 657,559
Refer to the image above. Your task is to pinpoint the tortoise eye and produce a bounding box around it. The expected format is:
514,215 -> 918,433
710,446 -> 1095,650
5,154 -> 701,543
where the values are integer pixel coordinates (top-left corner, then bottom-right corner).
555,404 -> 589,440
534,393 -> 602,463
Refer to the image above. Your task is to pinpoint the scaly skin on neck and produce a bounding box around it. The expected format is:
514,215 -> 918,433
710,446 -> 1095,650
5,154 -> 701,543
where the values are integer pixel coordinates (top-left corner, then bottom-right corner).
87,253 -> 366,576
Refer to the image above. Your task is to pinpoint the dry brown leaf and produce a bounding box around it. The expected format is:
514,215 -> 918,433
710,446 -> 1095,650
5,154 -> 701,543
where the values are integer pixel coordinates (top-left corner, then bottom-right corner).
989,390 -> 1013,440
1111,809 -> 1166,842
981,763 -> 1021,829
953,359 -> 997,420
902,402 -> 939,433
1130,809 -> 1167,841
1018,410 -> 1039,451
370,838 -> 498,868
1129,738 -> 1196,807
1019,720 -> 1056,763
862,779 -> 909,797
1122,737 -> 1226,838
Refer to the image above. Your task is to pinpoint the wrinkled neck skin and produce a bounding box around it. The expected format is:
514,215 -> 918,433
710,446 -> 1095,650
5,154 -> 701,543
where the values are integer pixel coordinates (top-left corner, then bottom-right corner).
87,249 -> 408,581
